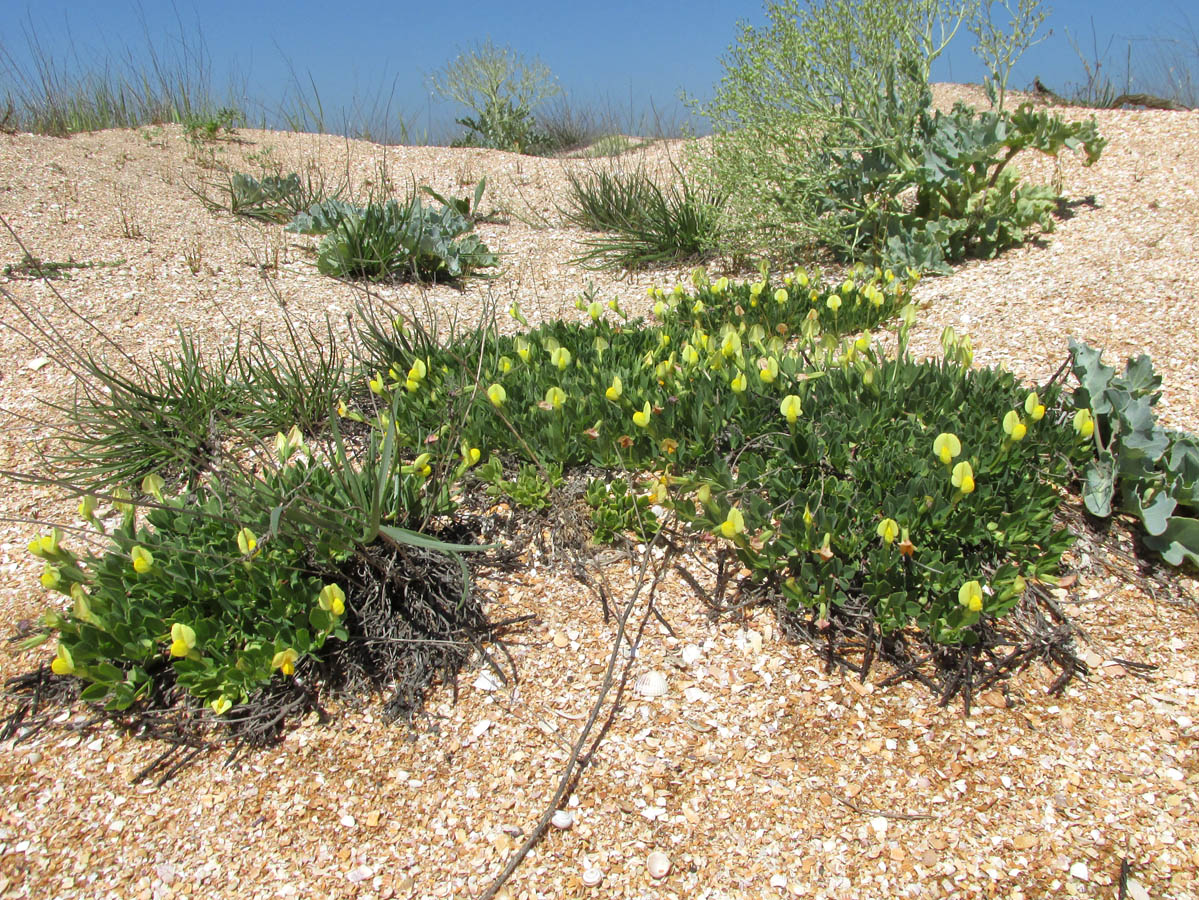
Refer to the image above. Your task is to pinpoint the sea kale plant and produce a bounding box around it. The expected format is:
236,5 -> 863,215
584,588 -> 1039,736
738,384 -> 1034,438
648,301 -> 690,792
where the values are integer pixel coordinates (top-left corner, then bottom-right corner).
286,190 -> 498,282
1070,339 -> 1199,567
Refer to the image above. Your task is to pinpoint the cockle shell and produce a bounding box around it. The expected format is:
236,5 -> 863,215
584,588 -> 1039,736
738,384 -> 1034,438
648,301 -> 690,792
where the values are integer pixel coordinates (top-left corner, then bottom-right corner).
646,851 -> 671,879
634,670 -> 668,698
551,809 -> 574,829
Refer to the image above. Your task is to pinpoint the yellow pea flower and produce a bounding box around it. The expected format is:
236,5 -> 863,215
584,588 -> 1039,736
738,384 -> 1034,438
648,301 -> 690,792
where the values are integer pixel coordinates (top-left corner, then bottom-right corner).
487,383 -> 506,407
498,356 -> 513,375
40,565 -> 61,590
29,528 -> 63,560
318,583 -> 346,617
750,281 -> 765,298
951,461 -> 976,494
720,330 -> 741,358
587,301 -> 603,321
1024,392 -> 1046,421
78,495 -> 98,524
854,332 -> 871,353
463,447 -> 482,467
515,337 -> 531,362
758,357 -> 779,384
71,583 -> 94,624
408,358 -> 427,382
236,527 -> 257,558
368,372 -> 385,395
544,386 -> 566,411
826,295 -> 842,312
958,580 -> 984,612
796,269 -> 809,287
271,648 -> 299,676
876,518 -> 899,544
780,394 -> 802,424
696,484 -> 712,504
803,504 -> 814,528
653,300 -> 668,319
692,299 -> 705,315
550,347 -> 572,371
718,507 -> 745,539
933,432 -> 962,465
682,344 -> 699,366
508,302 -> 528,326
51,642 -> 75,676
730,372 -> 747,393
774,288 -> 788,305
131,545 -> 154,575
211,696 -> 232,716
1002,410 -> 1027,441
605,376 -> 623,402
169,622 -> 196,658
141,472 -> 165,502
1073,408 -> 1094,438
632,402 -> 652,428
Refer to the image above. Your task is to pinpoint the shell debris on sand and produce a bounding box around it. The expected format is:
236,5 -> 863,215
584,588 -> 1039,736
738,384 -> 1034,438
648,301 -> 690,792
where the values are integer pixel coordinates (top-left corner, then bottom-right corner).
646,851 -> 671,879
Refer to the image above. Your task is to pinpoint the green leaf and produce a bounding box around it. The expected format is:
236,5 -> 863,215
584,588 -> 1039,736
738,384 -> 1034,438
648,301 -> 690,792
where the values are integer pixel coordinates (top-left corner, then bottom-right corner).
1083,450 -> 1116,518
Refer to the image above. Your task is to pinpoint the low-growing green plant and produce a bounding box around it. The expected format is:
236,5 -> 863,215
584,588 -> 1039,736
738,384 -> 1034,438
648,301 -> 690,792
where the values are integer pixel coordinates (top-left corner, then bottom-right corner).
969,0 -> 1051,111
183,107 -> 242,143
286,192 -> 498,282
477,457 -> 563,510
2,254 -> 124,280
563,166 -> 724,269
586,476 -> 659,543
1070,340 -> 1199,567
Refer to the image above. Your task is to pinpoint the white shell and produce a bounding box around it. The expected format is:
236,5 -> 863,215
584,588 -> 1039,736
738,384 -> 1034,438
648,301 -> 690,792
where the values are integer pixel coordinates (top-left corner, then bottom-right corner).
634,670 -> 668,698
646,851 -> 671,879
551,809 -> 574,830
680,644 -> 703,665
581,867 -> 604,887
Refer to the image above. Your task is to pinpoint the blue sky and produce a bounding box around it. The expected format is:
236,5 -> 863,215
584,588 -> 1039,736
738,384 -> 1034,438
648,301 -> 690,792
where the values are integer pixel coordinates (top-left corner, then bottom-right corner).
1,1 -> 1194,138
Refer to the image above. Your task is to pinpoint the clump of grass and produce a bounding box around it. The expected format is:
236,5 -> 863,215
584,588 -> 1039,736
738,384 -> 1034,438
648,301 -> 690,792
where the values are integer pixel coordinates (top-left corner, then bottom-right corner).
563,165 -> 723,269
0,16 -> 244,136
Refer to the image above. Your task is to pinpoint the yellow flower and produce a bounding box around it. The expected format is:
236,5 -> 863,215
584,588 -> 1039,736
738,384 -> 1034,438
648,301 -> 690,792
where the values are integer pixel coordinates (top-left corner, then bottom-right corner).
854,332 -> 871,353
951,461 -> 976,494
275,425 -> 305,461
169,622 -> 196,658
508,302 -> 528,326
40,565 -> 61,590
796,269 -> 809,287
692,299 -> 705,315
774,288 -> 788,305
51,642 -> 75,676
876,518 -> 899,544
463,446 -> 482,467
730,372 -> 747,393
271,648 -> 299,676
141,472 -> 165,502
498,356 -> 513,374
337,399 -> 350,417
720,330 -> 741,358
131,545 -> 154,574
660,438 -> 678,455
487,383 -> 506,407
368,372 -> 386,395
1024,392 -> 1046,421
71,583 -> 94,623
958,580 -> 984,613
587,301 -> 603,321
750,281 -> 765,298
933,432 -> 962,465
605,376 -> 623,402
29,528 -> 63,560
653,300 -> 668,319
78,495 -> 98,523
211,696 -> 232,716
758,357 -> 779,384
803,504 -> 814,528
780,394 -> 803,424
515,337 -> 531,362
826,295 -> 842,312
1073,408 -> 1094,438
696,484 -> 712,504
718,507 -> 745,539
841,278 -> 854,295
236,527 -> 257,557
544,386 -> 566,411
682,344 -> 700,366
632,402 -> 652,428
713,276 -> 729,294
550,347 -> 572,371
318,583 -> 346,617
1002,410 -> 1027,441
